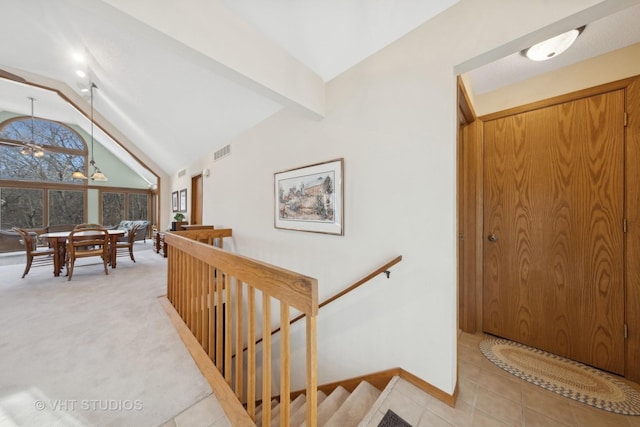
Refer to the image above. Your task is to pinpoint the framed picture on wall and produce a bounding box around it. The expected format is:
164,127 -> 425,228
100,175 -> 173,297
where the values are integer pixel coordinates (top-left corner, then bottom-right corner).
274,158 -> 344,235
179,188 -> 187,212
172,191 -> 179,212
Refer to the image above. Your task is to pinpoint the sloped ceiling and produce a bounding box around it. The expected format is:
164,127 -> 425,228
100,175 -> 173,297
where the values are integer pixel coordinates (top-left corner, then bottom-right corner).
1,0 -> 639,183
0,0 -> 458,180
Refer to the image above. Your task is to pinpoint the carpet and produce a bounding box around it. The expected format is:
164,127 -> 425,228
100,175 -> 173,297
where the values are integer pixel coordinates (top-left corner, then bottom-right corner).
0,243 -> 212,426
480,337 -> 640,416
378,409 -> 412,427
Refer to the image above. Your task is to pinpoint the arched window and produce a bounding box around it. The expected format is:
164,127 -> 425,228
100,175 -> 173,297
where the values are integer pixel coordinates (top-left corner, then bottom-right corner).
0,116 -> 87,183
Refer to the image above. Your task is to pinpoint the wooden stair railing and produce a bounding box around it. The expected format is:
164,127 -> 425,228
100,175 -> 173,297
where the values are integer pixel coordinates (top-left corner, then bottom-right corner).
164,229 -> 319,427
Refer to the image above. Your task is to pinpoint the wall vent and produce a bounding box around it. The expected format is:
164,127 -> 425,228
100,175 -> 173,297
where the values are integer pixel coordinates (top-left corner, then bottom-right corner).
177,168 -> 186,177
214,144 -> 231,161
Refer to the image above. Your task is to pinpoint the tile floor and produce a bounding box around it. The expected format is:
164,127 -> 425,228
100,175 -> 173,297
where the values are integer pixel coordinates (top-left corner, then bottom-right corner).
162,330 -> 640,426
363,331 -> 640,427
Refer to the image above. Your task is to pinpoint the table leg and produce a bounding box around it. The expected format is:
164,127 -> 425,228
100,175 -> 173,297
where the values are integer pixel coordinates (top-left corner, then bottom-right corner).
110,235 -> 118,268
50,238 -> 65,277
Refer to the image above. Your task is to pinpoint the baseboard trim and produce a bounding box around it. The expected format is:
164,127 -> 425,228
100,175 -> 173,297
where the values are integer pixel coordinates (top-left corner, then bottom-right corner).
397,368 -> 458,407
289,367 -> 458,408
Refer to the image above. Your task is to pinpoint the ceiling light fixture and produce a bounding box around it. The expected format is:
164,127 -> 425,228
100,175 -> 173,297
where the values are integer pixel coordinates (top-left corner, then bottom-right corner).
19,97 -> 45,158
72,83 -> 108,181
523,26 -> 585,61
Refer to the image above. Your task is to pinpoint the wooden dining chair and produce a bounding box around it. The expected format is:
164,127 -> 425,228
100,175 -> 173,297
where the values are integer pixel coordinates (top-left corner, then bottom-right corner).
13,228 -> 56,278
114,223 -> 140,263
73,223 -> 103,230
66,227 -> 110,281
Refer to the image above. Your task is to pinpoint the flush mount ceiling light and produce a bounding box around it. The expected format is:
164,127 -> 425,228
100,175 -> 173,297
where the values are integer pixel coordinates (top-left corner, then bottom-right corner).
523,26 -> 585,61
19,97 -> 45,158
72,83 -> 108,181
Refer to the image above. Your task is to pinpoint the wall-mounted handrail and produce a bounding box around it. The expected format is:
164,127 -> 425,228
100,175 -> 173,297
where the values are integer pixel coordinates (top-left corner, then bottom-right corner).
250,255 -> 402,348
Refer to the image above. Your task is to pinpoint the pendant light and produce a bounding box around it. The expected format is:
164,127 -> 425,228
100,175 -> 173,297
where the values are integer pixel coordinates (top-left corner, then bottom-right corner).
19,97 -> 45,157
73,83 -> 108,181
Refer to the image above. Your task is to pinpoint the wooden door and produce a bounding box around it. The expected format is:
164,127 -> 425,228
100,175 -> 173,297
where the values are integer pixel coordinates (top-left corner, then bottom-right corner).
483,90 -> 625,374
191,174 -> 203,224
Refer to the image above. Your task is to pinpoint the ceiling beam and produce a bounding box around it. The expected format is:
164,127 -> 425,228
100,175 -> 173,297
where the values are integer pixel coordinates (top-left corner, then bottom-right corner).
89,0 -> 325,119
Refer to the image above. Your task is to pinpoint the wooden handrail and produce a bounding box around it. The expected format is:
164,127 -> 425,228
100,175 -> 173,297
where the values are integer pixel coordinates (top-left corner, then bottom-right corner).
164,229 -> 319,426
250,255 -> 402,348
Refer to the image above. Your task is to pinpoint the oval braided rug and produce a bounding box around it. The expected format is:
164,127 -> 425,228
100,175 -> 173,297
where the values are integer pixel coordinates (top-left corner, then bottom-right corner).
479,337 -> 640,415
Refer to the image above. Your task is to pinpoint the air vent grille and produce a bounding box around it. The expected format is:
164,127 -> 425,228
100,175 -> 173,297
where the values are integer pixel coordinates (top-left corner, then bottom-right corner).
177,169 -> 186,177
214,144 -> 231,161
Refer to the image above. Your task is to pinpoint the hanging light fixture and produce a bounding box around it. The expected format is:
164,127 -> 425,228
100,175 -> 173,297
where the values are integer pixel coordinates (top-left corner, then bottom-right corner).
19,97 -> 45,157
73,83 -> 108,181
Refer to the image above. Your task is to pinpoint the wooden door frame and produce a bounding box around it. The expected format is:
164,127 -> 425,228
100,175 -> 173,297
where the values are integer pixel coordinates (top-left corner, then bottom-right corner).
457,77 -> 483,334
191,173 -> 203,225
458,75 -> 640,382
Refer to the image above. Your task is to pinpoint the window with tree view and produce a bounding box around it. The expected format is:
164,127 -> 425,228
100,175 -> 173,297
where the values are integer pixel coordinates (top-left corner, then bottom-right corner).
101,191 -> 149,227
0,117 -> 87,182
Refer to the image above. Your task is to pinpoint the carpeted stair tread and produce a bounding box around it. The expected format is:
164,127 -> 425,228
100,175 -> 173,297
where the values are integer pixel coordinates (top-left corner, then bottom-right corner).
323,381 -> 381,427
289,390 -> 328,427
256,399 -> 279,427
300,385 -> 350,427
255,399 -> 277,426
271,393 -> 307,426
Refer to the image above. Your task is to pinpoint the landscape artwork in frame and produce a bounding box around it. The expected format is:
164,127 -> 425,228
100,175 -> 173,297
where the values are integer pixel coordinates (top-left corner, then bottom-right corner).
274,158 -> 343,235
179,189 -> 187,212
172,191 -> 179,212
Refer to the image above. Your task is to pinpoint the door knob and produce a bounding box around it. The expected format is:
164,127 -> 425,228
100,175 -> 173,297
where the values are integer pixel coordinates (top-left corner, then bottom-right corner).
487,234 -> 498,242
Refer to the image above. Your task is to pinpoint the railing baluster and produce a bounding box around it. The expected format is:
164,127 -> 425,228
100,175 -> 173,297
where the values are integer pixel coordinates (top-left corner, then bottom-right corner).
234,279 -> 244,401
280,302 -> 290,427
195,259 -> 201,343
306,315 -> 317,427
247,286 -> 256,420
262,292 -> 272,427
187,256 -> 193,332
224,273 -> 232,384
207,265 -> 215,361
216,268 -> 224,370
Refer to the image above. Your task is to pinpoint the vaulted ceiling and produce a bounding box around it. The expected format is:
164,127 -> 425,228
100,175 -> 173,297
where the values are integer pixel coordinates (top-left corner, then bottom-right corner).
1,0 -> 639,184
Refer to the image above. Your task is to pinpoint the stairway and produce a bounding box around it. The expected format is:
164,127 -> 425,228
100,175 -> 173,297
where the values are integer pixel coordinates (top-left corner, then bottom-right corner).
255,381 -> 383,427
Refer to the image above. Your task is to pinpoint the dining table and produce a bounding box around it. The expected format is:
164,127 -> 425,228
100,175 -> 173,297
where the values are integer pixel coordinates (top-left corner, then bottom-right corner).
39,229 -> 126,276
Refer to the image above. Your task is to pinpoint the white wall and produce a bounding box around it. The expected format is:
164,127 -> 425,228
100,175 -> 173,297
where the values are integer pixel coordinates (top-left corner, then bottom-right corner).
171,0 -> 614,395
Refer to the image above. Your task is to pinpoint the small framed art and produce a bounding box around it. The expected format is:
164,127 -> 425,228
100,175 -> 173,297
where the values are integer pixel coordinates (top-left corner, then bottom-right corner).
274,158 -> 343,235
172,191 -> 179,212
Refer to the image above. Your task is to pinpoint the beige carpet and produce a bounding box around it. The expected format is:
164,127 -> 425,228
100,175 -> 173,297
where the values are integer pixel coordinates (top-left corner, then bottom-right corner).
0,244 -> 212,427
480,337 -> 640,416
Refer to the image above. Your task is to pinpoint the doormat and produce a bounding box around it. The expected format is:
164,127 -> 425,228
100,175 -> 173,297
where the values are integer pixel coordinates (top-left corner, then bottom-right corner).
378,409 -> 412,427
480,337 -> 640,415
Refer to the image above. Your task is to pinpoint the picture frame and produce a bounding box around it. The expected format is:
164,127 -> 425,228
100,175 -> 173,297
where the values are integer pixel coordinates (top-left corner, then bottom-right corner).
179,188 -> 187,212
274,158 -> 344,235
172,191 -> 179,212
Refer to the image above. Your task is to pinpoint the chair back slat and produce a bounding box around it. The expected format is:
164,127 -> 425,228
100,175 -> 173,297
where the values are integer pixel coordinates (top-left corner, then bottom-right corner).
66,227 -> 110,281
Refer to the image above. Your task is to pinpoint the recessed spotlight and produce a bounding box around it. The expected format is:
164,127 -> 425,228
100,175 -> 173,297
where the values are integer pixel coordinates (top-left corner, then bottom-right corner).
72,52 -> 85,63
80,88 -> 89,93
76,70 -> 87,78
522,26 -> 585,61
